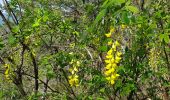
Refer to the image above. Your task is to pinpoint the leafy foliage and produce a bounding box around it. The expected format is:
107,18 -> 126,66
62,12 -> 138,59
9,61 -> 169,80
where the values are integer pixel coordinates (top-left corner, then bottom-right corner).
0,0 -> 170,99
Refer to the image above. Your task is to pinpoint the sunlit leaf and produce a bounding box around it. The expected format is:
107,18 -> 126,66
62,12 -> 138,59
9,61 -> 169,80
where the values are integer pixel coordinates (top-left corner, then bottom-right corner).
163,33 -> 170,44
99,45 -> 108,52
8,35 -> 16,45
125,6 -> 139,13
94,9 -> 107,25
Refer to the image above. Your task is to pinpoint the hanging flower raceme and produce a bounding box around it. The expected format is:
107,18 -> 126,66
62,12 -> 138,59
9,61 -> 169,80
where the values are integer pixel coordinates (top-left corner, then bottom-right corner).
4,64 -> 11,81
68,59 -> 80,87
148,47 -> 160,72
104,31 -> 122,85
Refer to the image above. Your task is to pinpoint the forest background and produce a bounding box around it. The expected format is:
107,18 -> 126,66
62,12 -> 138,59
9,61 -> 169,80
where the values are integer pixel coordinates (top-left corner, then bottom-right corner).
0,0 -> 170,100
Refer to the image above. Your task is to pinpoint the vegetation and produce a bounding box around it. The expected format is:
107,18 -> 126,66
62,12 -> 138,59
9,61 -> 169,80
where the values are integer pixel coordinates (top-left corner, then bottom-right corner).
0,0 -> 170,99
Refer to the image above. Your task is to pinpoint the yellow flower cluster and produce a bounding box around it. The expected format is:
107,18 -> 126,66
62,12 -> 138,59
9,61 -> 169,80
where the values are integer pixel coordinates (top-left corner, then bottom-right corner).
148,47 -> 160,72
68,60 -> 80,87
105,27 -> 115,38
104,41 -> 122,85
4,64 -> 11,80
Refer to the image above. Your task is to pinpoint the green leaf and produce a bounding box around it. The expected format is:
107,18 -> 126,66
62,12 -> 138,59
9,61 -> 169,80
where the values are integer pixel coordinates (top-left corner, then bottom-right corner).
47,70 -> 55,79
0,42 -> 4,50
115,0 -> 125,5
12,26 -> 19,33
102,0 -> 125,8
164,34 -> 170,44
120,83 -> 136,96
160,34 -> 170,43
94,9 -> 107,25
122,11 -> 130,24
97,97 -> 104,100
32,19 -> 40,28
32,21 -> 39,27
0,37 -> 4,49
99,46 -> 108,52
8,34 -> 16,45
125,6 -> 139,13
115,79 -> 122,89
43,15 -> 49,22
101,0 -> 109,8
99,88 -> 105,93
159,34 -> 164,41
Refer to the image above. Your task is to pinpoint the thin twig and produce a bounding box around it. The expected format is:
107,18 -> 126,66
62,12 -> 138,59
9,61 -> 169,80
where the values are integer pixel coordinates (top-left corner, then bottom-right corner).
22,72 -> 61,94
85,47 -> 94,61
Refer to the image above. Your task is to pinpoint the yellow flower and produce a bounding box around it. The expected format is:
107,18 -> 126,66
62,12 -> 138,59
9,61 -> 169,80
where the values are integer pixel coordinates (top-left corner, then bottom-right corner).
69,59 -> 74,64
109,74 -> 120,85
107,49 -> 113,55
69,68 -> 73,74
111,63 -> 117,68
110,27 -> 115,33
106,76 -> 111,81
68,74 -> 79,86
104,70 -> 112,76
68,59 -> 80,87
69,66 -> 78,74
5,69 -> 9,75
116,74 -> 120,77
106,74 -> 119,85
74,66 -> 78,71
115,56 -> 121,63
105,32 -> 112,38
5,75 -> 10,79
106,64 -> 112,69
110,80 -> 115,85
107,41 -> 113,45
106,55 -> 113,59
111,74 -> 119,79
4,64 -> 9,68
76,61 -> 80,67
112,44 -> 117,51
70,43 -> 75,48
115,41 -> 120,47
68,79 -> 73,86
110,58 -> 115,63
104,40 -> 122,85
4,64 -> 11,81
105,59 -> 110,63
116,52 -> 122,57
69,52 -> 74,55
121,24 -> 126,29
106,76 -> 115,84
110,68 -> 115,73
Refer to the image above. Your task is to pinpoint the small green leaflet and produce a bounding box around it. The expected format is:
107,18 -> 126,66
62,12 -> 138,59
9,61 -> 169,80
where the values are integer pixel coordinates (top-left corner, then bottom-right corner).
0,37 -> 4,50
8,34 -> 16,45
94,9 -> 107,25
160,33 -> 170,44
125,6 -> 139,14
99,45 -> 108,52
102,0 -> 125,8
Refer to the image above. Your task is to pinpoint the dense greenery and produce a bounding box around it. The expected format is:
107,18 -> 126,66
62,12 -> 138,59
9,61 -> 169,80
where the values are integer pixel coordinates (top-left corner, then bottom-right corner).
0,0 -> 170,99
